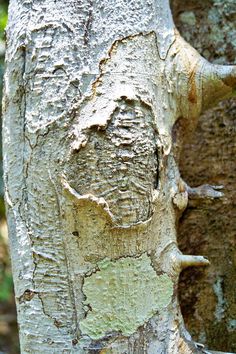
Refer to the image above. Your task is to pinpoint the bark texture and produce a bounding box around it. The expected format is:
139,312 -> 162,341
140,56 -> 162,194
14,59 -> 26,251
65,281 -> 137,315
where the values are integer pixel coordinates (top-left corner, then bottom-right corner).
3,0 -> 236,353
171,1 -> 236,352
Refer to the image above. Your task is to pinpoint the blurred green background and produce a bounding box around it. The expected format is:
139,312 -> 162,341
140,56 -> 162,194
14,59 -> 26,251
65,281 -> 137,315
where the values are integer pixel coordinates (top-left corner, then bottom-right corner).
0,1 -> 20,353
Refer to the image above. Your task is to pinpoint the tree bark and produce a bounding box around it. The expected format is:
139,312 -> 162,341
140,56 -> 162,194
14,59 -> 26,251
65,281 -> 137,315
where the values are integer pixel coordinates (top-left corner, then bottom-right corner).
170,2 -> 236,352
3,0 -> 236,352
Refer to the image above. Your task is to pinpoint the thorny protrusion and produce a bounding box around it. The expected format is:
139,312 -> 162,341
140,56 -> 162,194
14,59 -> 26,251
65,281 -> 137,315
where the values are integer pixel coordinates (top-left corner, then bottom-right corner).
175,34 -> 236,116
177,254 -> 210,270
201,62 -> 236,111
168,248 -> 210,274
177,175 -> 224,207
185,183 -> 224,200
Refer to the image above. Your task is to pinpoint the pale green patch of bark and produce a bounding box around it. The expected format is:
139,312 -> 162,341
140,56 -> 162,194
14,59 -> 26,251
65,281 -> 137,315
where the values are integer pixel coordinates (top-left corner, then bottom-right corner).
80,254 -> 173,339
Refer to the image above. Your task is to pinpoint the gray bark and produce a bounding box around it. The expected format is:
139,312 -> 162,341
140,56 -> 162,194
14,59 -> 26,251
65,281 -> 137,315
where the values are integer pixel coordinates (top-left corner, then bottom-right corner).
3,0 -> 236,352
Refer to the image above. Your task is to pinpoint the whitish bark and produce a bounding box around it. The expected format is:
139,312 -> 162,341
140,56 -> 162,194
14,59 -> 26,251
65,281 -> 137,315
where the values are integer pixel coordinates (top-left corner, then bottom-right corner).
3,0 -> 236,353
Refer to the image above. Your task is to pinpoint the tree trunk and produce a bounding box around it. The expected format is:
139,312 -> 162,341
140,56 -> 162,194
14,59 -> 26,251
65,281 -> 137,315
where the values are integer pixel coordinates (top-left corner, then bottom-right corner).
3,0 -> 236,352
171,1 -> 236,352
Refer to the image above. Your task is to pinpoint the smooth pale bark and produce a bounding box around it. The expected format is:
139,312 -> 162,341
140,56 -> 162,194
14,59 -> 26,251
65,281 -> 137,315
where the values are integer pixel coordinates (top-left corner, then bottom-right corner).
3,0 -> 236,353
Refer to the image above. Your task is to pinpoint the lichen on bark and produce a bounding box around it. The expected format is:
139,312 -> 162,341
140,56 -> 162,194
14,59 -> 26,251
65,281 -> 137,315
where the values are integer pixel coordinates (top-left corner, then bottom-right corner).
80,254 -> 173,339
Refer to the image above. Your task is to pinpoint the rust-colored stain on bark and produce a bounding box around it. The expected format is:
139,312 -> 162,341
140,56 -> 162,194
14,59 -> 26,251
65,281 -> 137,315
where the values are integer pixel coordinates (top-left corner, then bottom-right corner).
221,72 -> 236,89
188,68 -> 197,104
91,36 -> 128,96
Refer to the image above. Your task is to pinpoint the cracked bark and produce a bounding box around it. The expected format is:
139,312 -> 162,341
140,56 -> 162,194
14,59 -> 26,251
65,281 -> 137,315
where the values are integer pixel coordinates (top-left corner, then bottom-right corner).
3,0 -> 236,353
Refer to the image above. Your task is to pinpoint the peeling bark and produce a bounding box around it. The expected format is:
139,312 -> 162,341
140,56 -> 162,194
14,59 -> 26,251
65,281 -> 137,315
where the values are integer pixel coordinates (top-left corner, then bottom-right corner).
3,0 -> 236,352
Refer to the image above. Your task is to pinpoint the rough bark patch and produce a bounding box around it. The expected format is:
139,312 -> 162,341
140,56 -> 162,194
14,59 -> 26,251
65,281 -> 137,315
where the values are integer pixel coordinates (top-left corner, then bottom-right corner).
66,99 -> 158,227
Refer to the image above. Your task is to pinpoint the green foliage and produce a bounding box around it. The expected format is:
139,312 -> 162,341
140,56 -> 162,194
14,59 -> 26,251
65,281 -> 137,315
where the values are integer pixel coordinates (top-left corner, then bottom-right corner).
0,271 -> 13,302
0,5 -> 7,40
0,2 -> 8,205
0,232 -> 13,302
0,197 -> 5,216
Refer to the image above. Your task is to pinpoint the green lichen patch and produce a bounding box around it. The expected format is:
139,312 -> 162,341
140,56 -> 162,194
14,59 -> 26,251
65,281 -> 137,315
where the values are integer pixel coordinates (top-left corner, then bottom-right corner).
80,254 -> 173,339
